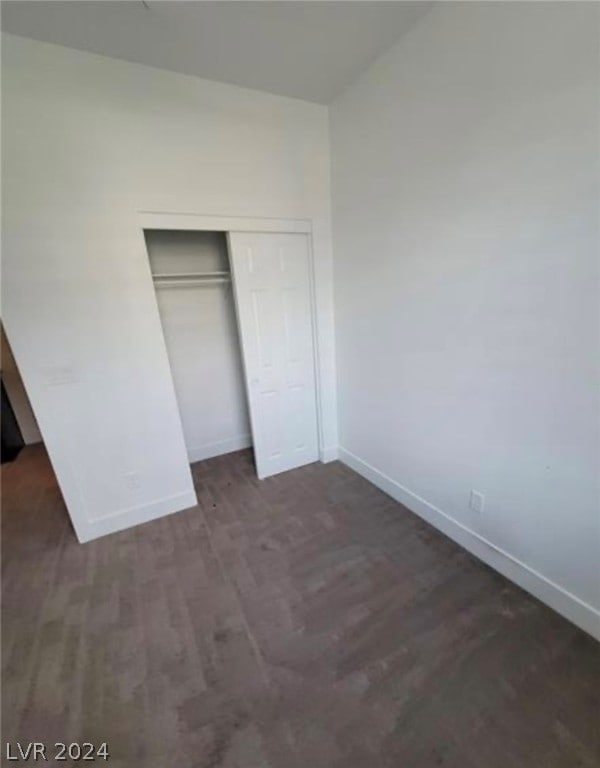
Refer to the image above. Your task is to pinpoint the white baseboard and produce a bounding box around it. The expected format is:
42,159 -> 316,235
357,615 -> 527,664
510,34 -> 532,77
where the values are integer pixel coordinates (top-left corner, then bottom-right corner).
187,434 -> 252,463
339,447 -> 600,641
78,488 -> 198,543
320,445 -> 339,463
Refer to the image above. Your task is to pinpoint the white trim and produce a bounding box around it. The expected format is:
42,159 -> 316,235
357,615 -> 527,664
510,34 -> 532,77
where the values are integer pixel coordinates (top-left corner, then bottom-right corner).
339,446 -> 600,641
187,434 -> 252,463
320,445 -> 339,463
306,233 -> 326,465
138,211 -> 311,234
78,489 -> 198,544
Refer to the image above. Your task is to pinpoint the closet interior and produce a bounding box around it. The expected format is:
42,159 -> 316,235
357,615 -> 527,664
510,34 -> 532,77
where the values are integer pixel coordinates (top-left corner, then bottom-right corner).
144,229 -> 252,464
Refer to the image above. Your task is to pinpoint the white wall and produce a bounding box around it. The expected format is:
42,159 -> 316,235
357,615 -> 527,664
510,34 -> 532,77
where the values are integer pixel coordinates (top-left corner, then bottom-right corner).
2,33 -> 337,542
331,3 -> 600,637
1,324 -> 42,444
145,230 -> 251,462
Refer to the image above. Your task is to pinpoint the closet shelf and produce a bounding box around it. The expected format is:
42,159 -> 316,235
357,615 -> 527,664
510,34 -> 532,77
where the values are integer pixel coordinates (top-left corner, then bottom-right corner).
152,271 -> 230,280
152,271 -> 231,288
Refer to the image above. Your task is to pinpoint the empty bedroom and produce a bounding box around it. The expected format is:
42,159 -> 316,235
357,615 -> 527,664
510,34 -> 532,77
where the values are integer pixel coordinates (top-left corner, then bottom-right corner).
1,2 -> 599,766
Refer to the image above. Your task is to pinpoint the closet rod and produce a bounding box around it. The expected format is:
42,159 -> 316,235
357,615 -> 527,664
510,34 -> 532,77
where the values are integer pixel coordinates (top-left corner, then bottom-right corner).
154,277 -> 230,289
152,271 -> 230,280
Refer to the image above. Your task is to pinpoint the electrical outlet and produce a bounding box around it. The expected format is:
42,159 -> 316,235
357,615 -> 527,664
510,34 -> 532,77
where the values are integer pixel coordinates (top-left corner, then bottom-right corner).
469,489 -> 485,515
125,472 -> 141,491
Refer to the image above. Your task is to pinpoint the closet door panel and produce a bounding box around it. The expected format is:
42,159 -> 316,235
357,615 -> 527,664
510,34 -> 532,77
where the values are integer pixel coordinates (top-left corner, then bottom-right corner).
228,232 -> 319,479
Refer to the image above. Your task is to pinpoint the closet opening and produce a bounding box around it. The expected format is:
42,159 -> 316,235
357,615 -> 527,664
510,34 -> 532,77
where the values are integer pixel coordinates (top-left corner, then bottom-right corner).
143,219 -> 321,481
143,229 -> 253,466
1,323 -> 44,463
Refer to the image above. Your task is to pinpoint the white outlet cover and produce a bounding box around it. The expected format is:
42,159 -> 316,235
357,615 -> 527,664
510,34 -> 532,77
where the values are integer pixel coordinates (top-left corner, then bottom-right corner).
125,472 -> 141,490
469,490 -> 485,514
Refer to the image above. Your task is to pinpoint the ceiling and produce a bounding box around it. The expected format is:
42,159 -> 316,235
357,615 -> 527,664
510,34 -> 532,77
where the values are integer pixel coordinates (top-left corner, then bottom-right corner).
1,1 -> 433,104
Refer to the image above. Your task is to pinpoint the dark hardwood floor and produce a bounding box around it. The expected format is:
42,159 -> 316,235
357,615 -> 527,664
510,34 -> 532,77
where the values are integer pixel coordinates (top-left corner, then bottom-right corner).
2,445 -> 599,767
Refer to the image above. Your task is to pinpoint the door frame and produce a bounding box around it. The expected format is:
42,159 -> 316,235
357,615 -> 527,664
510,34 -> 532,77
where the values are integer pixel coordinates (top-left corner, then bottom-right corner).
137,211 -> 326,464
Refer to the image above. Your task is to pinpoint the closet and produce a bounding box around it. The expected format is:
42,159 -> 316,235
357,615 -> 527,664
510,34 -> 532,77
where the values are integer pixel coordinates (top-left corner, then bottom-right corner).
145,227 -> 320,479
145,230 -> 251,463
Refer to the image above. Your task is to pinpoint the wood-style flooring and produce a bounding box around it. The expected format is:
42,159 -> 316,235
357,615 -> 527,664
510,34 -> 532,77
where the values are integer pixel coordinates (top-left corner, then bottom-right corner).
2,445 -> 599,767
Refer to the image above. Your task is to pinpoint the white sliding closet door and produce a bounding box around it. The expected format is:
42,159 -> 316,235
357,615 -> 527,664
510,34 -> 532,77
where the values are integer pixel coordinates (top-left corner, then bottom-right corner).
228,232 -> 319,479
